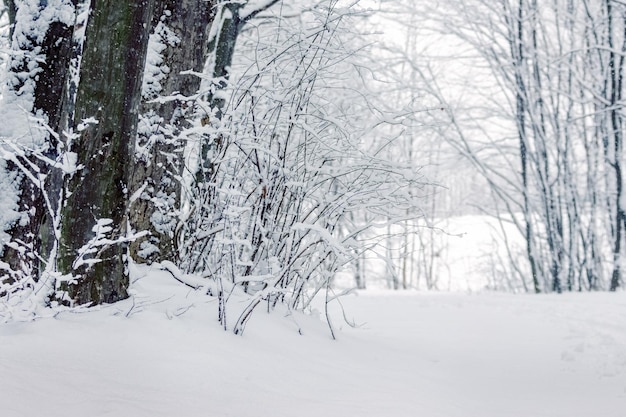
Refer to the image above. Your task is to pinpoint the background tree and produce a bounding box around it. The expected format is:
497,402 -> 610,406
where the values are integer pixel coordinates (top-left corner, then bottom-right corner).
382,0 -> 626,292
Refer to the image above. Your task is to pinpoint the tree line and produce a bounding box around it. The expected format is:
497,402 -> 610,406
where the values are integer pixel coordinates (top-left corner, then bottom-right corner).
386,0 -> 625,292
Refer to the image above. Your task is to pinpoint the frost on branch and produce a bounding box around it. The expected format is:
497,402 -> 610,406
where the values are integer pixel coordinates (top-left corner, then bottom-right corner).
72,219 -> 148,271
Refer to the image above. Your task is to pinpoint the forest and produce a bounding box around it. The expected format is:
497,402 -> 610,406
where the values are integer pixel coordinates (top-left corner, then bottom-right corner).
0,0 -> 625,325
1,1 -> 625,416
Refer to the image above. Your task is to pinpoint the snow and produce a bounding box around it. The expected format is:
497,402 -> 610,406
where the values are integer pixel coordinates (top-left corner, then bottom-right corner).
142,19 -> 179,100
1,266 -> 624,417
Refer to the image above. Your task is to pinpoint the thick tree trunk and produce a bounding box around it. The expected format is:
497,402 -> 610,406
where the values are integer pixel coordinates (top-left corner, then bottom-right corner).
58,0 -> 154,305
129,0 -> 215,264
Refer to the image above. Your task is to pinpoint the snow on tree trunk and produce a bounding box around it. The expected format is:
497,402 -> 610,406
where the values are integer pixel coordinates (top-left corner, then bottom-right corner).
0,0 -> 76,288
129,0 -> 215,264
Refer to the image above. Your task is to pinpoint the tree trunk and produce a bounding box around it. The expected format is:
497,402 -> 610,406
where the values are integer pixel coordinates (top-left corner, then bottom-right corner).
1,0 -> 76,286
58,0 -> 154,305
606,0 -> 624,291
509,0 -> 540,293
198,0 -> 279,178
129,0 -> 215,264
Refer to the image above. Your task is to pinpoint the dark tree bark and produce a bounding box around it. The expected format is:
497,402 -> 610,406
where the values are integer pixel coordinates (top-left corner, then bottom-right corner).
58,0 -> 155,305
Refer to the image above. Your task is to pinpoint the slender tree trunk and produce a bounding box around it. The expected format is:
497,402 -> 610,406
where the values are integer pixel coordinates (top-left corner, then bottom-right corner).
198,0 -> 279,178
525,0 -> 563,293
510,0 -> 540,293
607,0 -> 624,291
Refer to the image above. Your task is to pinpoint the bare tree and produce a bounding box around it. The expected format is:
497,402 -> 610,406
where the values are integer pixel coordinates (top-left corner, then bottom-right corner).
394,0 -> 626,292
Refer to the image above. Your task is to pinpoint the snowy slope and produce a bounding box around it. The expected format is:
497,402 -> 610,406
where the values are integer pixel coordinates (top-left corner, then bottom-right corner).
1,268 -> 625,417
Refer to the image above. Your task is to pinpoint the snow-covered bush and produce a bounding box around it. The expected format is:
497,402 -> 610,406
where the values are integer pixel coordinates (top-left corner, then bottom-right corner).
179,1 -> 426,335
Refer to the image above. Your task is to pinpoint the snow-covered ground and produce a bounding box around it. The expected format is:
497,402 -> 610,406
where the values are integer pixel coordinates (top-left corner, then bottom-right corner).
1,267 -> 625,417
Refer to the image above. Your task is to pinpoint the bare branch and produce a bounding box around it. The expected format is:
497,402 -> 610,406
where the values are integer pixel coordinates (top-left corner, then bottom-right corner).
239,0 -> 281,24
